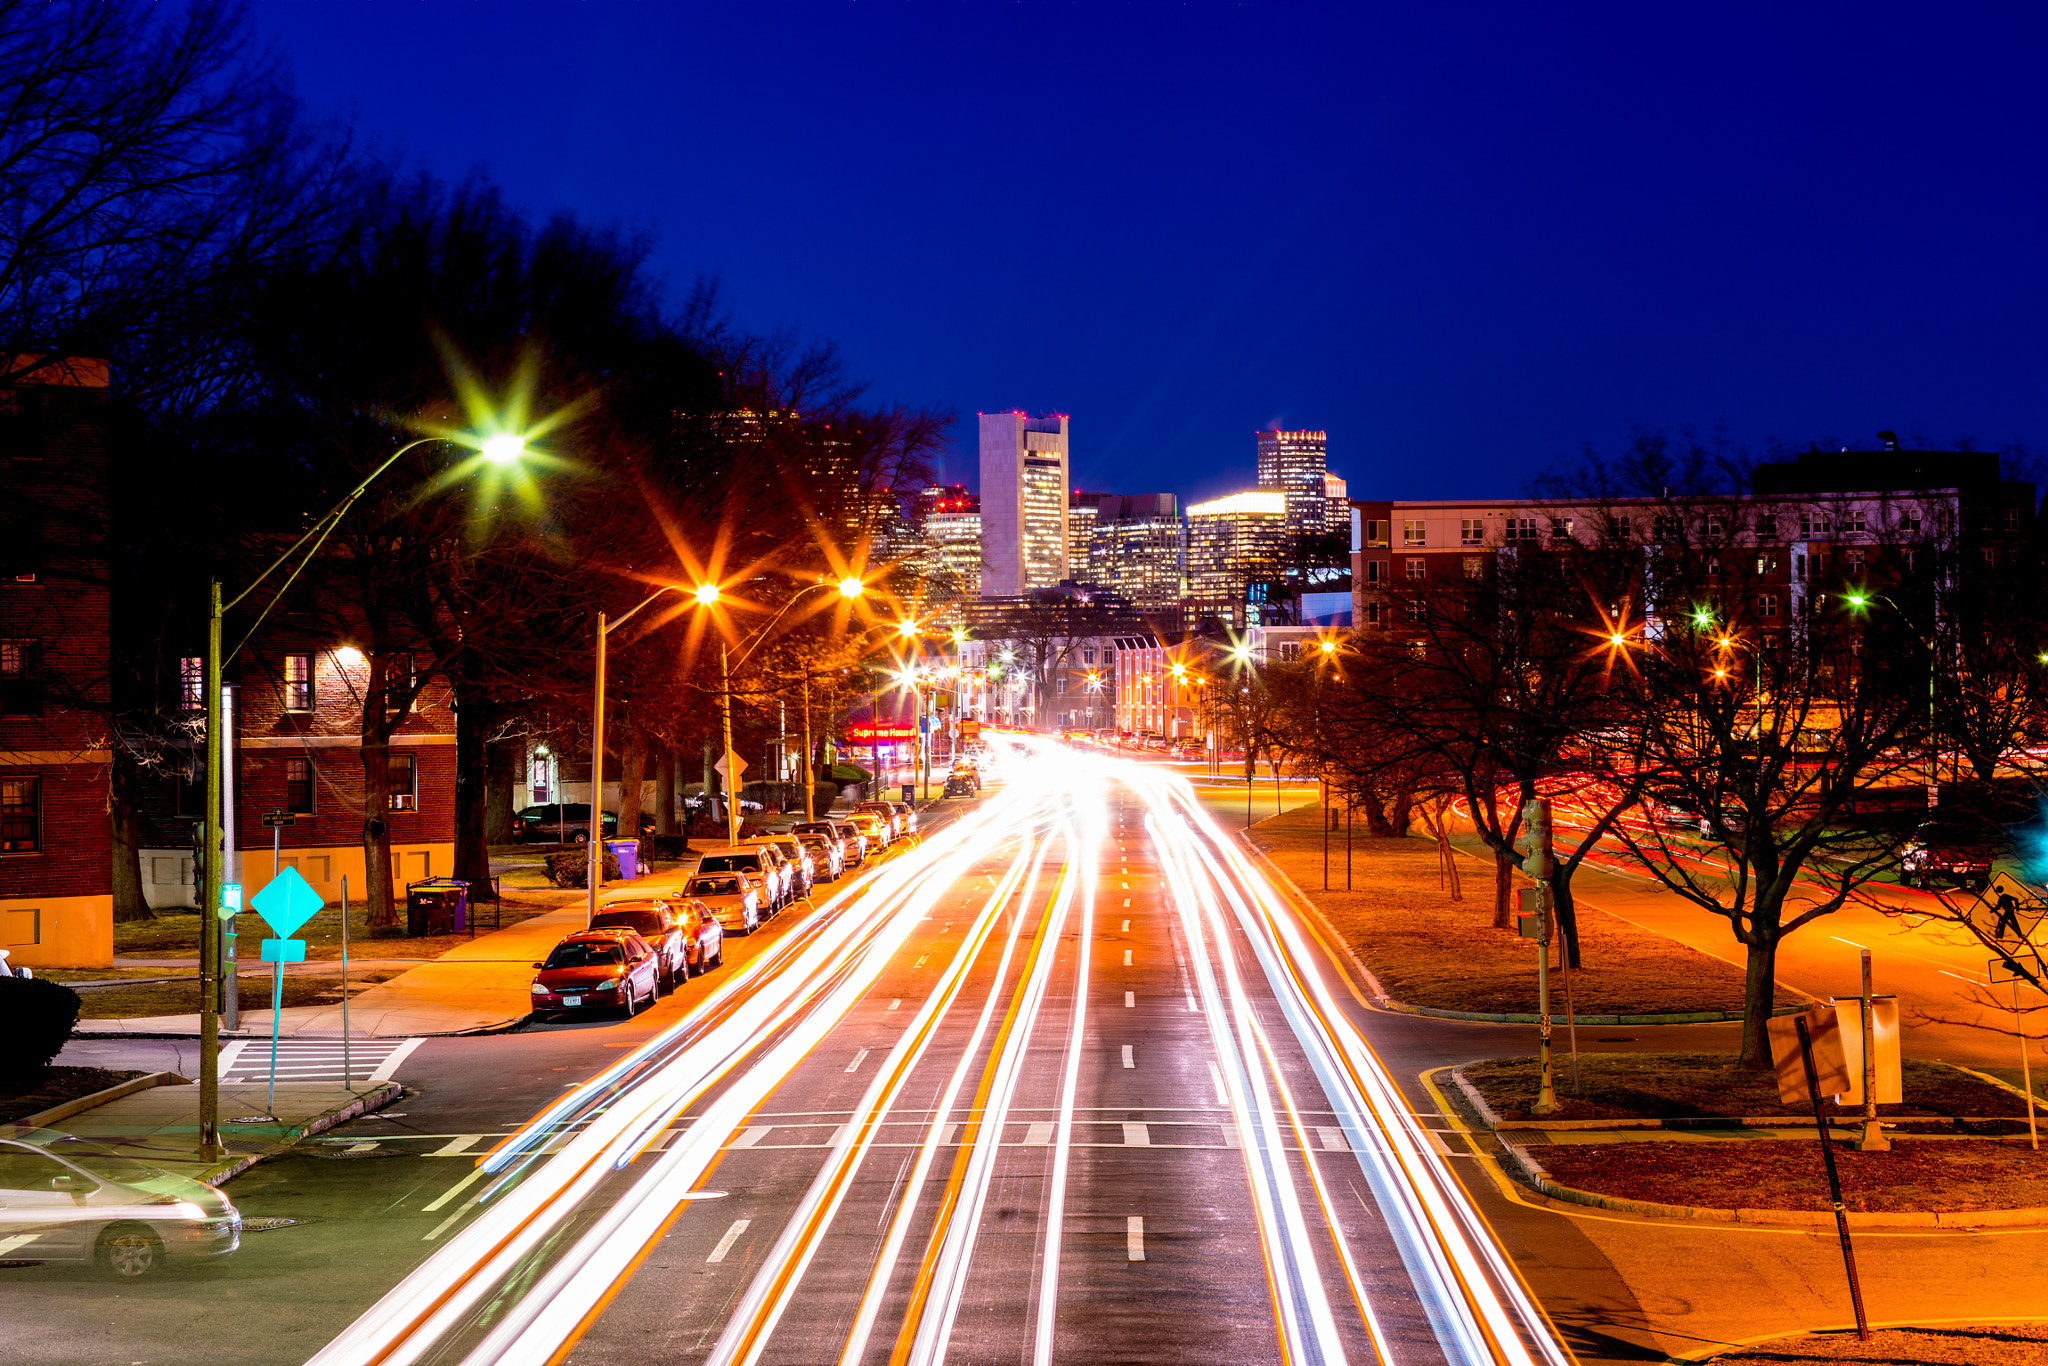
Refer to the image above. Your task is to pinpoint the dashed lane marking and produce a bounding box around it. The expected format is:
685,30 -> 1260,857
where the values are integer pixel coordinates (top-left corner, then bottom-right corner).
1125,991 -> 1135,1007
1128,1215 -> 1146,1261
1121,1045 -> 1135,1069
708,1218 -> 750,1263
1123,949 -> 1133,966
1024,1121 -> 1054,1146
845,1049 -> 870,1074
1122,1122 -> 1149,1146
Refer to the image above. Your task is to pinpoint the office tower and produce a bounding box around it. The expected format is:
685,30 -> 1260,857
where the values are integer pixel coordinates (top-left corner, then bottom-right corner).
1089,494 -> 1184,612
918,485 -> 982,598
1068,490 -> 1105,581
1255,428 -> 1329,541
1186,490 -> 1288,626
1322,471 -> 1349,536
978,412 -> 1069,597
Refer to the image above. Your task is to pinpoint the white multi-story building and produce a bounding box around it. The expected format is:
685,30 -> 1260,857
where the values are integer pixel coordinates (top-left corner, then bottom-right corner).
916,485 -> 982,599
1186,490 -> 1287,627
1088,493 -> 1184,611
1068,490 -> 1102,581
979,411 -> 1069,597
1255,428 -> 1329,542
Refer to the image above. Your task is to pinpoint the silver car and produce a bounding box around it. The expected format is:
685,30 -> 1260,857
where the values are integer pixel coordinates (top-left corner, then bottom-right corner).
0,1129 -> 241,1276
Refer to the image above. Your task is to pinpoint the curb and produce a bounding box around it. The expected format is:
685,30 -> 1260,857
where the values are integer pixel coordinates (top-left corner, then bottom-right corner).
1497,1140 -> 2048,1228
1379,999 -> 1811,1026
71,1013 -> 530,1041
200,1081 -> 404,1185
13,1070 -> 191,1128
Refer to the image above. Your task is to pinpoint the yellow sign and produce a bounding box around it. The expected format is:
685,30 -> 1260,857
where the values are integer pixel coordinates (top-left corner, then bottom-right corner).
1968,871 -> 2047,951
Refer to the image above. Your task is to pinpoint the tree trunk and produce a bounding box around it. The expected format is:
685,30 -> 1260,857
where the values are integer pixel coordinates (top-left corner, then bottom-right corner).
1492,847 -> 1514,930
484,730 -> 517,845
1739,933 -> 1781,1069
360,741 -> 396,929
656,748 -> 676,835
109,750 -> 153,922
617,730 -> 647,838
451,688 -> 491,887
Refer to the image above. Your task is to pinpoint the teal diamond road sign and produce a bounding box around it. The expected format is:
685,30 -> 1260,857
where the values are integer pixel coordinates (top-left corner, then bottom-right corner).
250,865 -> 324,940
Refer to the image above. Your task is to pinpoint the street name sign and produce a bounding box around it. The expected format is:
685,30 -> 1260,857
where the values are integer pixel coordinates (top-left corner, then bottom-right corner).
251,865 -> 323,940
261,809 -> 296,828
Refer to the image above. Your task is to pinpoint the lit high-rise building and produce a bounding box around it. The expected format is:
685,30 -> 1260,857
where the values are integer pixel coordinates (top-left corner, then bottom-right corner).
1068,490 -> 1104,581
1186,490 -> 1288,626
917,485 -> 982,598
1089,494 -> 1184,612
1256,428 -> 1329,542
1322,471 -> 1349,536
978,412 -> 1069,597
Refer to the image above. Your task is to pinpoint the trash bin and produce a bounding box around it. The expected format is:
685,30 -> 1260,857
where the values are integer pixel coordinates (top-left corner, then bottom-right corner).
406,878 -> 469,936
901,783 -> 915,804
606,839 -> 640,880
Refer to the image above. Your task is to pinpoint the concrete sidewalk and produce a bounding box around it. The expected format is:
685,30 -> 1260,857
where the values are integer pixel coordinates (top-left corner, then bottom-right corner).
23,1075 -> 400,1186
76,866 -> 709,1039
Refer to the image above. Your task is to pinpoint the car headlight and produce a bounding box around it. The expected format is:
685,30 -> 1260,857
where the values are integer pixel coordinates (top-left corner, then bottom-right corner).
531,983 -> 549,995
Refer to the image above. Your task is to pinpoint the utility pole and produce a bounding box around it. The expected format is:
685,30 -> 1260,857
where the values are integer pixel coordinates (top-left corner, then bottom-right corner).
1521,798 -> 1559,1116
198,582 -> 225,1159
801,672 -> 815,822
721,643 -> 740,845
586,609 -> 609,927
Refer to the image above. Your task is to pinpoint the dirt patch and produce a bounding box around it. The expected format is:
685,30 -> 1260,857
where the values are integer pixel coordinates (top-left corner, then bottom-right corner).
73,970 -> 405,1018
1245,802 -> 1801,1016
0,1067 -> 148,1123
1465,1053 -> 2033,1122
1701,1324 -> 2048,1363
1537,1138 -> 2048,1213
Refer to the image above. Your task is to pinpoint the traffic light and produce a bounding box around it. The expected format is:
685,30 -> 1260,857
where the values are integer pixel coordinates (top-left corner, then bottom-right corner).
1519,798 -> 1554,879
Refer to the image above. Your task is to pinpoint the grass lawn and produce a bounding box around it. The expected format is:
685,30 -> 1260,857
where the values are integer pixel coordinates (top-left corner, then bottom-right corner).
1245,801 -> 1801,1017
72,968 -> 406,1018
0,1067 -> 148,1123
1538,1138 -> 2048,1214
112,899 -> 560,962
1702,1325 -> 2048,1364
1464,1052 -> 2034,1122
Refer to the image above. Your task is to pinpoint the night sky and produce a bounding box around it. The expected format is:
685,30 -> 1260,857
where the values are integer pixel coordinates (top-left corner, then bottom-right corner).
255,2 -> 2048,503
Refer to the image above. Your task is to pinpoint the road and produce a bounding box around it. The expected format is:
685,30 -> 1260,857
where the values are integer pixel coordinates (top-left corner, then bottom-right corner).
11,744 -> 1568,1366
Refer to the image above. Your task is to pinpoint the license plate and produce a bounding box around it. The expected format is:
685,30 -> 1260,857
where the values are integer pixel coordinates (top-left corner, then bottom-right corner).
563,996 -> 582,1007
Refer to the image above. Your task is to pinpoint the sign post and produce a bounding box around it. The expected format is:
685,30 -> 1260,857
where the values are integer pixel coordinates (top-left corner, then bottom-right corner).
249,866 -> 323,1118
1518,799 -> 1558,1116
1969,873 -> 2048,1148
1794,1012 -> 1872,1342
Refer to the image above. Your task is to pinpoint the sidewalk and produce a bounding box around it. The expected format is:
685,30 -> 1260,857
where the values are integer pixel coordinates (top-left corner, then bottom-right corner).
76,866 -> 707,1039
24,1075 -> 400,1186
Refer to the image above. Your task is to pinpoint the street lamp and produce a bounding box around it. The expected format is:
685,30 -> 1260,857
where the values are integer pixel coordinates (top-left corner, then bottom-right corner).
197,429 -> 523,1158
1845,591 -> 1941,805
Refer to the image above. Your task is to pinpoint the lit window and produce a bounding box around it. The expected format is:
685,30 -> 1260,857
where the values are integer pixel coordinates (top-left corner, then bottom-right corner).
1402,519 -> 1426,547
1460,518 -> 1484,546
284,653 -> 313,711
388,752 -> 416,810
1406,558 -> 1426,580
1463,556 -> 1483,579
0,775 -> 37,853
1549,517 -> 1574,541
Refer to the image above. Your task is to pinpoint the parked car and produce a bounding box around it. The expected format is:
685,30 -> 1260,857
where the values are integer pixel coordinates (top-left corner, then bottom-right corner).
794,830 -> 844,881
588,899 -> 694,990
679,900 -> 724,973
1900,813 -> 2000,890
888,801 -> 919,836
514,803 -> 617,844
684,870 -> 763,936
848,809 -> 892,851
794,819 -> 864,868
0,1128 -> 241,1276
855,800 -> 903,838
697,845 -> 791,912
943,770 -> 976,797
531,929 -> 662,1018
748,834 -> 816,897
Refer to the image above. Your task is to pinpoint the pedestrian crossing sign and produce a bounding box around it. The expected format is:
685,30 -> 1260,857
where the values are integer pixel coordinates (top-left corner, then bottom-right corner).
1968,871 -> 2046,951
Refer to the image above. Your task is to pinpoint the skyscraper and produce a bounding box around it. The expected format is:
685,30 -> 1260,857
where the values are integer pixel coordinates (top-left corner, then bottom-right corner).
1068,490 -> 1104,581
916,485 -> 982,599
979,412 -> 1069,597
1186,490 -> 1288,627
1089,494 -> 1184,613
1322,471 -> 1349,536
1256,428 -> 1329,541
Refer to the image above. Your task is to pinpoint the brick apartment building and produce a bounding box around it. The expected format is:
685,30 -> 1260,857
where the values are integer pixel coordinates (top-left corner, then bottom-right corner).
1,358 -> 114,968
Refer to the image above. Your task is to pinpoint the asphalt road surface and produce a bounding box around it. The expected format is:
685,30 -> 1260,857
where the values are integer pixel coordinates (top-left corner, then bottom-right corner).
12,744 -> 1568,1366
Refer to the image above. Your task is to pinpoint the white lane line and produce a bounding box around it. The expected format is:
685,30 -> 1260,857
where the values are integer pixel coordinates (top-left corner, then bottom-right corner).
1316,1126 -> 1351,1152
1122,949 -> 1133,966
728,1126 -> 774,1148
1121,882 -> 1129,889
1120,866 -> 1128,873
421,1164 -> 487,1213
1127,1215 -> 1146,1261
428,1134 -> 483,1158
1122,898 -> 1130,907
1207,1061 -> 1227,1104
344,1141 -> 379,1155
215,1040 -> 250,1076
368,1037 -> 427,1083
1122,1123 -> 1150,1146
1124,991 -> 1135,1008
1121,1045 -> 1135,1068
707,1218 -> 750,1264
845,1049 -> 870,1074
1023,1121 -> 1055,1146
1220,1123 -> 1239,1148
888,998 -> 902,1010
1121,919 -> 1130,932
914,955 -> 929,967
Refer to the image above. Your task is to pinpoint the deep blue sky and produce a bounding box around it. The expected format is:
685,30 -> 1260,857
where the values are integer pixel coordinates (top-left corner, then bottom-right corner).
255,2 -> 2048,503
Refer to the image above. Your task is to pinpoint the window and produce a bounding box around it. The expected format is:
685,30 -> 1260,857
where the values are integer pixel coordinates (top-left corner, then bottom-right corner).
1365,600 -> 1383,626
284,653 -> 313,711
1756,554 -> 1778,574
1799,512 -> 1832,538
387,751 -> 416,810
1707,557 -> 1722,577
1406,558 -> 1426,580
1505,517 -> 1538,541
179,655 -> 202,711
1279,642 -> 1301,662
1365,559 -> 1383,585
1549,517 -> 1574,541
1056,677 -> 1067,695
1984,547 -> 1997,567
1706,517 -> 1724,537
0,776 -> 37,852
382,653 -> 415,713
1082,647 -> 1096,665
0,640 -> 38,715
1364,519 -> 1388,547
1758,594 -> 1779,619
1846,549 -> 1866,573
1402,519 -> 1426,546
1843,511 -> 1866,534
1463,556 -> 1484,579
1756,515 -> 1778,541
1652,515 -> 1679,541
1902,548 -> 1917,572
285,756 -> 314,814
2009,508 -> 2023,531
1899,511 -> 1921,535
1460,518 -> 1484,546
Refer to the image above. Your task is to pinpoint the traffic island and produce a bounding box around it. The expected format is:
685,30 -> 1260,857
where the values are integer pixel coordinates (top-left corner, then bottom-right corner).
1243,802 -> 1804,1019
1693,1323 -> 2048,1364
0,1066 -> 149,1123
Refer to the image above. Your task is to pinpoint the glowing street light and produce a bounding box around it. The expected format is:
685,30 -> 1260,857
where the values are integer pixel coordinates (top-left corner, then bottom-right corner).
694,582 -> 721,606
838,577 -> 864,599
481,433 -> 526,464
